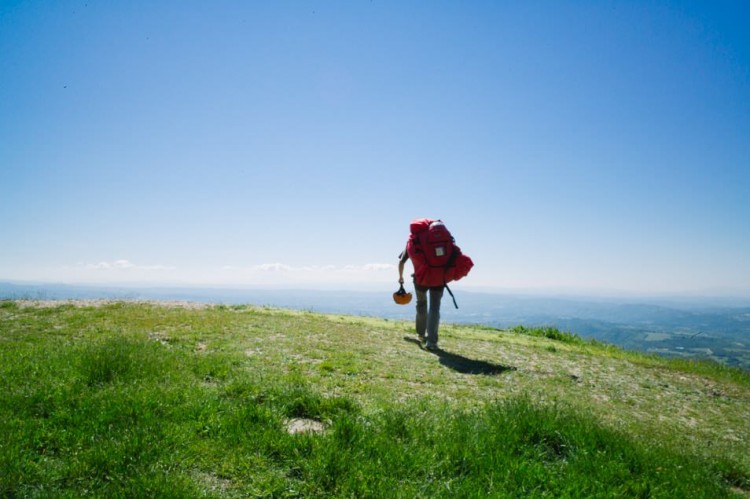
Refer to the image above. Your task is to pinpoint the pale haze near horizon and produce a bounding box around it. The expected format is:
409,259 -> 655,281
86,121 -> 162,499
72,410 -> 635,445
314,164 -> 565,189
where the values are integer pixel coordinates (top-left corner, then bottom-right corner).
1,2 -> 749,297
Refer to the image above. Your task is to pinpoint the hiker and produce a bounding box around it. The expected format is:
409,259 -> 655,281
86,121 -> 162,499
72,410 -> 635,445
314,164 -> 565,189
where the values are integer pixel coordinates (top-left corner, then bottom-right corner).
398,219 -> 473,351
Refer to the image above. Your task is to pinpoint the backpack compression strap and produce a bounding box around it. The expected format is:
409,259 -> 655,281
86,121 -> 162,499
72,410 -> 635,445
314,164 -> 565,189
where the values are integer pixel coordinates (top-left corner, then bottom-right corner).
444,283 -> 459,309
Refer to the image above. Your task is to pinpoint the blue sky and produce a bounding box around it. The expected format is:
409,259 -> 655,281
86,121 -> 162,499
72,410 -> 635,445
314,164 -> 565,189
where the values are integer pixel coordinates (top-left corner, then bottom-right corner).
1,1 -> 749,295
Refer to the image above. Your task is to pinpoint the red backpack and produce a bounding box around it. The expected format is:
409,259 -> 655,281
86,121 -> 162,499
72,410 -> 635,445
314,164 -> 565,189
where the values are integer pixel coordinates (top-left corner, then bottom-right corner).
406,219 -> 474,291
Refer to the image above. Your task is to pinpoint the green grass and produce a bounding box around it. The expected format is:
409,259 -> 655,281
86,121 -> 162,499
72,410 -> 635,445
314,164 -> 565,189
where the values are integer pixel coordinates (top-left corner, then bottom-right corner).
1,300 -> 749,497
510,324 -> 586,345
509,323 -> 750,387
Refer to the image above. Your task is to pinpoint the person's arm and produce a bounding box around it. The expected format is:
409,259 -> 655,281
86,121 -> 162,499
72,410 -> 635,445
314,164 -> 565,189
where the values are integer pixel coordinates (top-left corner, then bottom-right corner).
398,247 -> 408,284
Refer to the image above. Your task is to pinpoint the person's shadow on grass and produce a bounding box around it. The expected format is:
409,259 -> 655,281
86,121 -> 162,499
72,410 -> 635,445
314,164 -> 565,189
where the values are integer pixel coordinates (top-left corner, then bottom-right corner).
403,337 -> 515,375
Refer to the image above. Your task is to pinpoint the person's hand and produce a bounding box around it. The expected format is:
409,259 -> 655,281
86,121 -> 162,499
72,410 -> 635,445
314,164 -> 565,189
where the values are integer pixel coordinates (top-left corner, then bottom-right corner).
398,277 -> 404,284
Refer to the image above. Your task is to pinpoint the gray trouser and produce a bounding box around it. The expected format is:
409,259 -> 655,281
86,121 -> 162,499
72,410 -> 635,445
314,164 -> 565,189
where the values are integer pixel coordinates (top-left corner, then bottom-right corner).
415,284 -> 444,344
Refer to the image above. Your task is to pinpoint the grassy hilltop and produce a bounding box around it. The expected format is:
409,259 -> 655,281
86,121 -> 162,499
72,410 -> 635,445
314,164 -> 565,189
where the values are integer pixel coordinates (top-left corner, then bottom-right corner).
2,300 -> 749,497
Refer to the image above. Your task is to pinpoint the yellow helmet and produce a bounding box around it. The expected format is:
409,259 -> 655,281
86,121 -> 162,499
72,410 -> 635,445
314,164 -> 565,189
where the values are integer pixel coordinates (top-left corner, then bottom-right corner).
393,284 -> 412,305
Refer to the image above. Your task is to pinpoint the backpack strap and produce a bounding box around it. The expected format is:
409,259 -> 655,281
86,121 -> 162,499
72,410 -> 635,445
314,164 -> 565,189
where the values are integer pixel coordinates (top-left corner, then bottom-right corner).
444,282 -> 459,309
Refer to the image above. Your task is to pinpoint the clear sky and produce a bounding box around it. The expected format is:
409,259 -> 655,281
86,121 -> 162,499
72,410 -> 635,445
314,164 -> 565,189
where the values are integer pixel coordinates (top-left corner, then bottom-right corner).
2,1 -> 749,296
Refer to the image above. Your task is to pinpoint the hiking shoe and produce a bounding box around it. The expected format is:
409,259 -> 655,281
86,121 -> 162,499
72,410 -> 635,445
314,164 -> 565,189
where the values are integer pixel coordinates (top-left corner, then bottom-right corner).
417,333 -> 426,343
424,341 -> 439,351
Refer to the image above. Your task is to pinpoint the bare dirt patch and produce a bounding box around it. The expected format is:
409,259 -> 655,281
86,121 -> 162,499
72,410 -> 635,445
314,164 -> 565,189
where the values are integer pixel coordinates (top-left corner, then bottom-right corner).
285,418 -> 326,435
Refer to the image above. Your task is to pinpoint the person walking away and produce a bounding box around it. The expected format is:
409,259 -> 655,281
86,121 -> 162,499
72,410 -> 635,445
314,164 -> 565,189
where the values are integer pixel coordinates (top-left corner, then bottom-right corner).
398,219 -> 473,351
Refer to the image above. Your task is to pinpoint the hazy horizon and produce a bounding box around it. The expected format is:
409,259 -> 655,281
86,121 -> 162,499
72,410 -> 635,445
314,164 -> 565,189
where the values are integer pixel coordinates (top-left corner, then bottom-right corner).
3,279 -> 750,307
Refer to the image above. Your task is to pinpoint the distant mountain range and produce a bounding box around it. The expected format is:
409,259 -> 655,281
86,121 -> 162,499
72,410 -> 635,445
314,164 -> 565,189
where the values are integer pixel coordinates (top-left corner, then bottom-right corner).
2,281 -> 749,370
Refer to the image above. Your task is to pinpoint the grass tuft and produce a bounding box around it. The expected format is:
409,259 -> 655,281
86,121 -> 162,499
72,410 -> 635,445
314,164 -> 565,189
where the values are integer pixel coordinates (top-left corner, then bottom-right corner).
511,324 -> 585,344
77,335 -> 158,386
